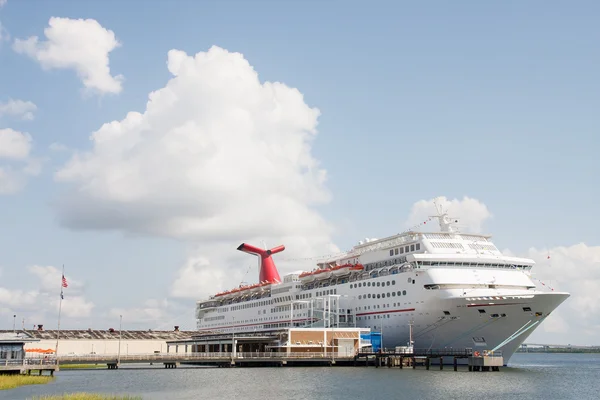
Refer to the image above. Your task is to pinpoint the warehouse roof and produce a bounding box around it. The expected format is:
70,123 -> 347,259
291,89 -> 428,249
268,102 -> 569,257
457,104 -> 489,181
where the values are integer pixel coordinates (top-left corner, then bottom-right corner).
0,329 -> 197,341
0,331 -> 38,343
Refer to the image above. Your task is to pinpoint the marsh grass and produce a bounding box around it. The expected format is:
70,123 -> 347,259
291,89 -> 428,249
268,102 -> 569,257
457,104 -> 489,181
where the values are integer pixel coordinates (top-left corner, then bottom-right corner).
32,394 -> 142,400
0,374 -> 54,390
59,364 -> 105,369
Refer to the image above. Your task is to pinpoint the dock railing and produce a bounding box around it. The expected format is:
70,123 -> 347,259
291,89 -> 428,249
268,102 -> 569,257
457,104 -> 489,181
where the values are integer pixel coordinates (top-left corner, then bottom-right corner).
365,348 -> 504,358
39,351 -> 355,363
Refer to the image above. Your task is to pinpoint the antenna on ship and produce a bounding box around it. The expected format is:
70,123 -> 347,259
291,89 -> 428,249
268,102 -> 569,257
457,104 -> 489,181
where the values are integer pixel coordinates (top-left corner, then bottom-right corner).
431,197 -> 460,233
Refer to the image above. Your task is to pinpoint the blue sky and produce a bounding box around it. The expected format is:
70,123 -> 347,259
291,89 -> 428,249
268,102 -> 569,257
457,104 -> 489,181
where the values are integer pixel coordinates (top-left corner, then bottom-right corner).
0,1 -> 598,343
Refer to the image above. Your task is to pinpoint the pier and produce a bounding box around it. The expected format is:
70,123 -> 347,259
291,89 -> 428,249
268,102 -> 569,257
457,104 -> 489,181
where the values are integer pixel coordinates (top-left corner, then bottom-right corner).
0,359 -> 57,375
39,348 -> 504,371
355,349 -> 503,372
51,352 -> 355,368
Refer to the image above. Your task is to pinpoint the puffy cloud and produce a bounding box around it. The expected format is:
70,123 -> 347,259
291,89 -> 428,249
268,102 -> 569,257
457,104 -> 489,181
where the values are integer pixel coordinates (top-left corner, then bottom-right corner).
0,1 -> 6,8
526,243 -> 600,344
53,45 -> 338,299
55,47 -> 329,240
13,17 -> 123,94
0,128 -> 31,159
405,196 -> 492,233
108,299 -> 170,325
0,265 -> 94,320
170,254 -> 234,300
0,128 -> 41,194
0,99 -> 37,120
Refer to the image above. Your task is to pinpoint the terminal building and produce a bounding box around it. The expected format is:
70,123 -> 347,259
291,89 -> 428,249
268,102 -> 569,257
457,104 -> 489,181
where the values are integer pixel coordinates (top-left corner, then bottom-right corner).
166,327 -> 373,357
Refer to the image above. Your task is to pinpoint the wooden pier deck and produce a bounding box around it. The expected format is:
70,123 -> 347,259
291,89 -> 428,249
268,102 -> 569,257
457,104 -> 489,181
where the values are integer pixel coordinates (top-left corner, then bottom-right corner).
14,348 -> 503,371
0,359 -> 58,375
355,349 -> 503,371
53,352 -> 355,368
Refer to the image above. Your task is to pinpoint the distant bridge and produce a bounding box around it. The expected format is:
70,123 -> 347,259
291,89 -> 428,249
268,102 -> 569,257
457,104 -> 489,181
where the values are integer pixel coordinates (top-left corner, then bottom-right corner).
521,343 -> 599,349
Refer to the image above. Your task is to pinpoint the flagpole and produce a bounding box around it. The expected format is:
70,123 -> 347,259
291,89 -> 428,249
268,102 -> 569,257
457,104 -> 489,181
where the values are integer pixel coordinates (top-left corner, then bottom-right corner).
55,265 -> 65,365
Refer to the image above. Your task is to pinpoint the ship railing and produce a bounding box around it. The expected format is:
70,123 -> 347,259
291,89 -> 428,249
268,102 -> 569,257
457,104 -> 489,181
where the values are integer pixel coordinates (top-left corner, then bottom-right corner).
1,358 -> 58,366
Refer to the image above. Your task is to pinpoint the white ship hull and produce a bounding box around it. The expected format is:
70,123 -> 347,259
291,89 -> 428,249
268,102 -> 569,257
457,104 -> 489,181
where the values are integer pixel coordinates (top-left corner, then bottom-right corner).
367,290 -> 569,363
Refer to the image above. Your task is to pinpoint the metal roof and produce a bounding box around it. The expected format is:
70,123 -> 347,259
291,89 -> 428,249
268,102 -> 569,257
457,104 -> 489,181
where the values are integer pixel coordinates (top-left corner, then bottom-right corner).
0,331 -> 38,343
0,330 -> 196,341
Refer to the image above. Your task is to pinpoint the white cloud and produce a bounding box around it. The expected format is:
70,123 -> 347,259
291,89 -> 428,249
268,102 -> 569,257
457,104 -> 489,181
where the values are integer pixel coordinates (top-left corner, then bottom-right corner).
13,17 -> 123,94
0,128 -> 41,194
0,99 -> 37,120
0,265 -> 94,320
27,265 -> 83,292
526,243 -> 600,344
108,299 -> 170,324
54,45 -> 338,299
0,128 -> 31,159
0,166 -> 24,194
405,196 -> 492,233
54,46 -> 330,239
0,1 -> 7,8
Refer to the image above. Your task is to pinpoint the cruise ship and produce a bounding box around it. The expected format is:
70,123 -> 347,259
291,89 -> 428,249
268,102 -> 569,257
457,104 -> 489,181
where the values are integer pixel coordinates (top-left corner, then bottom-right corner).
196,204 -> 569,363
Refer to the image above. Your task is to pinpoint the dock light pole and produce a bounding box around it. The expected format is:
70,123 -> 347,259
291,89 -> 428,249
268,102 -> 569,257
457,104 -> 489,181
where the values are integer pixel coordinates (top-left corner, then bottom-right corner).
117,315 -> 122,367
13,314 -> 16,332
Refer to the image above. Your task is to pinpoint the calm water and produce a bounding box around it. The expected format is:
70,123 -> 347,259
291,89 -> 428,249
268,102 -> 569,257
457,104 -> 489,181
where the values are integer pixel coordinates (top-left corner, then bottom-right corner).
3,353 -> 599,400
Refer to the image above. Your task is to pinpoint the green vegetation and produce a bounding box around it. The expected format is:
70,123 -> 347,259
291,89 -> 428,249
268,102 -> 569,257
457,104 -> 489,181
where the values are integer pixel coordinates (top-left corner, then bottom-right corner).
517,347 -> 600,353
32,395 -> 142,400
59,364 -> 105,369
0,375 -> 54,390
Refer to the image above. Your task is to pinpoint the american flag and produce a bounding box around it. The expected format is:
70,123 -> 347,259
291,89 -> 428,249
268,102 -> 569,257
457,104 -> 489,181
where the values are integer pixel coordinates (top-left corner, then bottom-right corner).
62,274 -> 68,288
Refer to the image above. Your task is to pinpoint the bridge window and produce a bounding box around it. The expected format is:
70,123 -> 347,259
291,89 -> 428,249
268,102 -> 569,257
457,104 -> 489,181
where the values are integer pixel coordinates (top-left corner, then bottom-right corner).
478,309 -> 486,314
523,307 -> 532,312
443,311 -> 450,315
416,243 -> 420,250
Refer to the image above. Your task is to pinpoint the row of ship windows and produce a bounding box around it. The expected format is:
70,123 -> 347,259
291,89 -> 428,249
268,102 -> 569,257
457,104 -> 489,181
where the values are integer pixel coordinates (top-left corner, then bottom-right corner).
389,243 -> 420,257
204,315 -> 225,322
350,280 -> 396,289
295,288 -> 337,300
228,295 -> 294,312
419,261 -> 531,269
364,258 -> 412,272
357,314 -> 393,321
356,303 -> 409,311
358,291 -> 406,300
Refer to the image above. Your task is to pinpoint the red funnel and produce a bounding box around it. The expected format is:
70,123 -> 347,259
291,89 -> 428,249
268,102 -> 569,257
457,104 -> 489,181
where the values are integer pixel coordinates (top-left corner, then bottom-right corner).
237,243 -> 284,283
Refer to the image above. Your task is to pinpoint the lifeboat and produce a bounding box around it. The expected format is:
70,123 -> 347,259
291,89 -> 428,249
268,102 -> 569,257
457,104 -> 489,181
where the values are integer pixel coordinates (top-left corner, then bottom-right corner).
214,281 -> 272,297
299,263 -> 365,281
